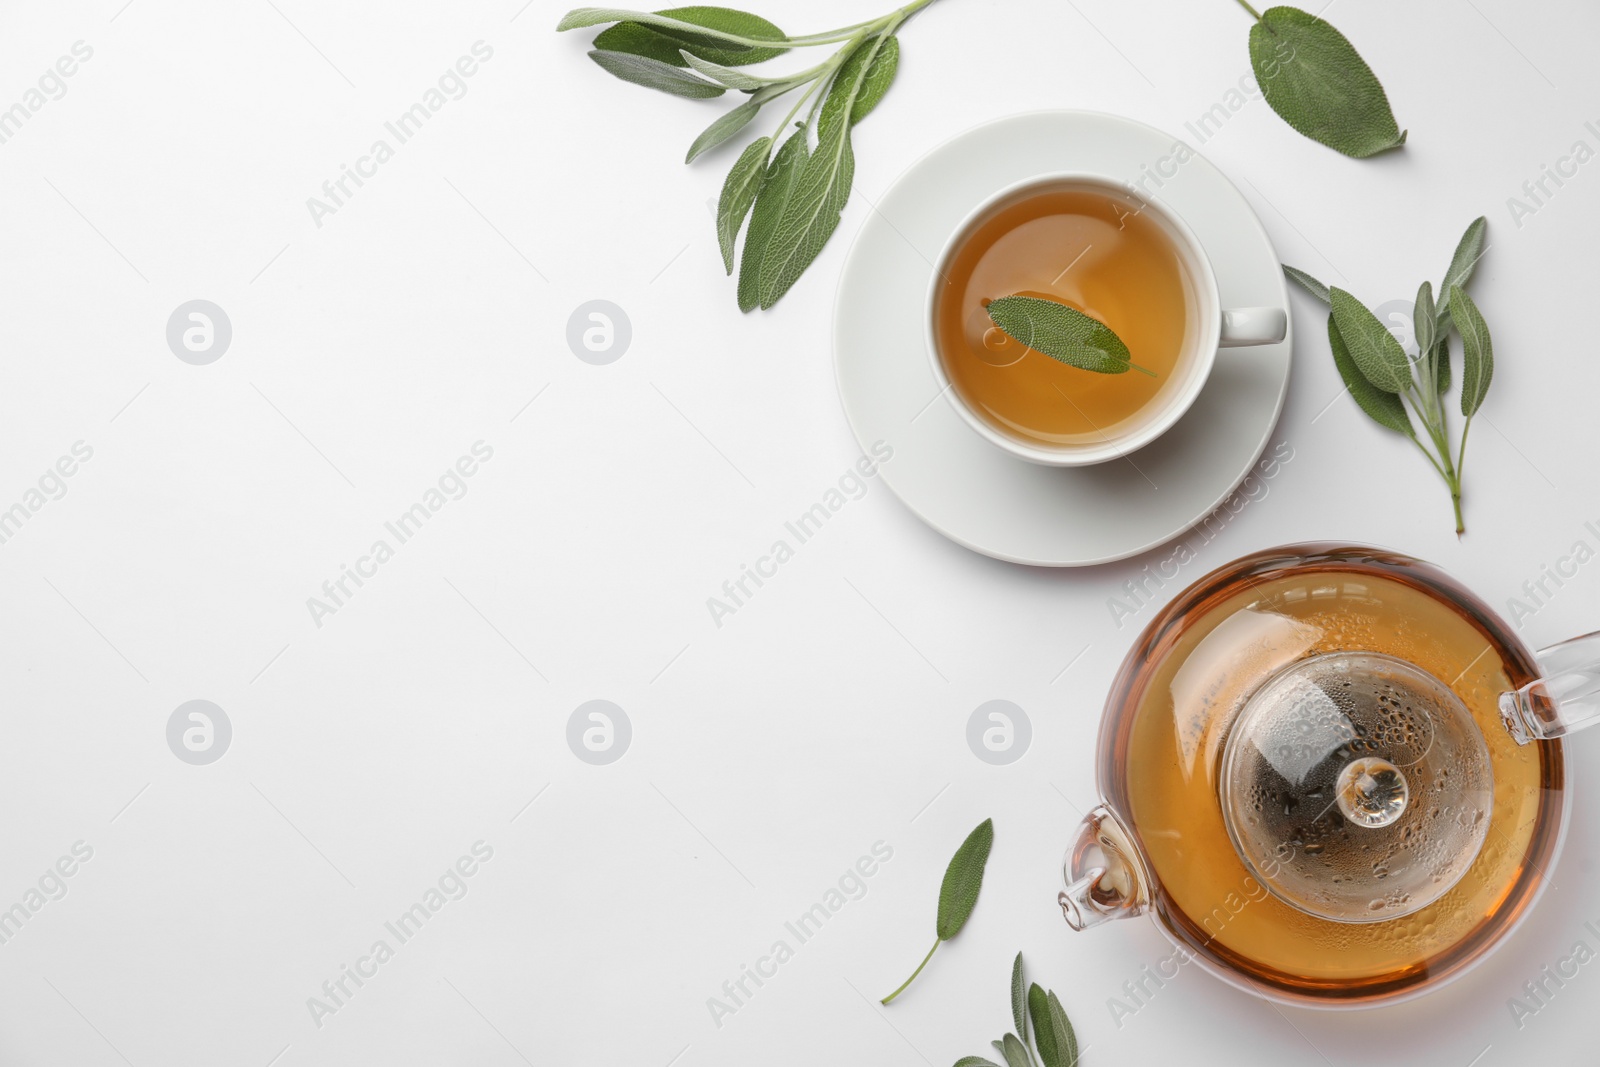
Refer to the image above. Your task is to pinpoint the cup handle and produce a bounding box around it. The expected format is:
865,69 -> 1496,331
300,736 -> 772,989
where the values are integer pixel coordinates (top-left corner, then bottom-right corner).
1219,307 -> 1288,348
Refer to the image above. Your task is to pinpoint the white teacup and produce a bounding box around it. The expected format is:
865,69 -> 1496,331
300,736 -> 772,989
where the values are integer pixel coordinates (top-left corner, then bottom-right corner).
925,173 -> 1286,467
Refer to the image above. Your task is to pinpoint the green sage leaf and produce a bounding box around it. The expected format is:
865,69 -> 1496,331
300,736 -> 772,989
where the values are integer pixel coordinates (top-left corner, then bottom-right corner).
996,1034 -> 1032,1067
1436,216 -> 1488,323
986,296 -> 1139,374
818,37 -> 873,139
751,29 -> 895,309
822,35 -> 900,134
591,13 -> 787,68
717,135 -> 771,272
819,34 -> 891,139
1329,287 -> 1412,392
738,127 -> 808,311
680,49 -> 768,88
1047,991 -> 1079,1067
935,817 -> 994,941
851,34 -> 899,125
564,8 -> 788,59
1028,984 -> 1058,1067
1249,7 -> 1405,158
1010,953 -> 1027,1045
1329,316 -> 1413,436
953,1059 -> 1002,1067
1452,284 -> 1493,417
757,113 -> 855,308
686,96 -> 761,162
588,49 -> 725,98
1413,281 -> 1436,357
1283,264 -> 1331,305
1434,335 -> 1451,394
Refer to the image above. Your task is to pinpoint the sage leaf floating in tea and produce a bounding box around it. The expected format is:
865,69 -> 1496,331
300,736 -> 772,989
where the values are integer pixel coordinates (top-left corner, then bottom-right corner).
1284,217 -> 1494,533
1238,3 -> 1406,158
986,295 -> 1154,377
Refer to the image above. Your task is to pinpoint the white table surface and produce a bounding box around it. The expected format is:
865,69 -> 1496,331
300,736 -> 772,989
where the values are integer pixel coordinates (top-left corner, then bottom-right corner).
2,1 -> 1597,1064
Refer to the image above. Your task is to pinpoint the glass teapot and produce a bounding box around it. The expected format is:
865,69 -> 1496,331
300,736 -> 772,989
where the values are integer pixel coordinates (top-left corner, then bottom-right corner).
1059,544 -> 1598,1007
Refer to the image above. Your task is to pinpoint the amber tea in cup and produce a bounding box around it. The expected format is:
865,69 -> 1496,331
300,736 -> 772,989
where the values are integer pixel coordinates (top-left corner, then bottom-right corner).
932,180 -> 1200,453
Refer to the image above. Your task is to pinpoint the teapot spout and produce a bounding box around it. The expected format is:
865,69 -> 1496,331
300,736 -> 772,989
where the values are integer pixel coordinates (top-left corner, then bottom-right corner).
1059,804 -> 1150,931
1500,629 -> 1600,744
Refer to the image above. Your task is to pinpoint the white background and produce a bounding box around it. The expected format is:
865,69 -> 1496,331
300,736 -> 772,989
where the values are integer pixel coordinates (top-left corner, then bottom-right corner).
1,0 -> 1597,1064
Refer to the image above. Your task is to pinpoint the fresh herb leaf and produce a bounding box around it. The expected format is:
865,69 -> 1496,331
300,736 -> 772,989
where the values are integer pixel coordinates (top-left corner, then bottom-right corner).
986,296 -> 1153,376
821,35 -> 900,133
880,817 -> 994,1004
953,1059 -> 1003,1067
1413,281 -> 1436,357
817,36 -> 870,138
996,1034 -> 1032,1067
738,127 -> 808,311
755,28 -> 901,308
563,7 -> 785,52
851,34 -> 899,124
1452,285 -> 1493,417
1247,6 -> 1405,158
686,95 -> 763,161
1434,335 -> 1451,394
1027,984 -> 1058,1067
588,49 -> 726,97
1283,264 -> 1331,305
717,136 -> 772,271
1329,287 -> 1412,393
1045,990 -> 1079,1067
756,96 -> 857,307
1437,216 -> 1489,323
936,817 -> 994,940
680,49 -> 769,88
1010,953 -> 1027,1045
1328,317 -> 1413,437
589,8 -> 788,67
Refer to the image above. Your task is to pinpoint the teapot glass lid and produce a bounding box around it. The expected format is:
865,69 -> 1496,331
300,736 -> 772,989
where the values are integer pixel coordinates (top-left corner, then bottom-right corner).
1219,651 -> 1494,923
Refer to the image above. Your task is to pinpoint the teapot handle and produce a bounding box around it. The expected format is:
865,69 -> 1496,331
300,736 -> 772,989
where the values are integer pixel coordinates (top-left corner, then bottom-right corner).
1058,804 -> 1150,931
1500,630 -> 1600,744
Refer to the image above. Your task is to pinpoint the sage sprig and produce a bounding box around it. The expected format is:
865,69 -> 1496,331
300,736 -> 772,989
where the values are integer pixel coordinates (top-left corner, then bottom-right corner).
986,296 -> 1154,377
1285,217 -> 1492,533
557,2 -> 940,310
1237,3 -> 1406,159
954,953 -> 1081,1067
880,817 -> 993,1004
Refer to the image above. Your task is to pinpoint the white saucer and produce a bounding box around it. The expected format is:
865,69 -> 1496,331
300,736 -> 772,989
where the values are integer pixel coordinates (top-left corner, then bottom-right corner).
833,111 -> 1292,567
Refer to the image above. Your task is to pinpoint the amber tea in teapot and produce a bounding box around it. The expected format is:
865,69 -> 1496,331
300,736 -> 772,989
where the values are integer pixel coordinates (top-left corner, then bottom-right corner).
1061,545 -> 1580,1006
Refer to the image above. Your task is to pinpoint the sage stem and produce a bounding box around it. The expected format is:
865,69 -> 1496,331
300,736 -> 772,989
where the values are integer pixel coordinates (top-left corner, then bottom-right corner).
881,940 -> 939,1004
1235,0 -> 1264,19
